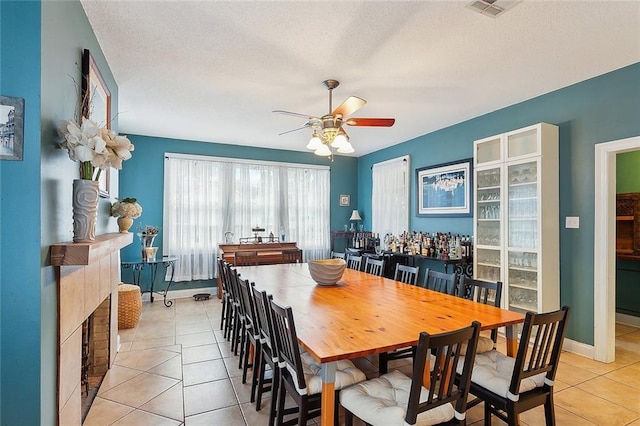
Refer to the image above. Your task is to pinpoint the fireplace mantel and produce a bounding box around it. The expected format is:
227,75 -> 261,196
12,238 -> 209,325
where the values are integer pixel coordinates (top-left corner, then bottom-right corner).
51,232 -> 133,266
53,232 -> 133,425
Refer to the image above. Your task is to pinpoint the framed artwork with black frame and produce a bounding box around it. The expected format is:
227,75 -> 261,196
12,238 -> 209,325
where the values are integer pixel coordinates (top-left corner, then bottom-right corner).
82,48 -> 112,197
416,158 -> 473,216
0,96 -> 24,161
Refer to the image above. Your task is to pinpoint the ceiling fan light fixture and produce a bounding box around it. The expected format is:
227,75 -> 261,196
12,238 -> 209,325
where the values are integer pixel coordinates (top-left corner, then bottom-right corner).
337,141 -> 354,154
306,131 -> 322,150
314,143 -> 332,157
331,133 -> 347,148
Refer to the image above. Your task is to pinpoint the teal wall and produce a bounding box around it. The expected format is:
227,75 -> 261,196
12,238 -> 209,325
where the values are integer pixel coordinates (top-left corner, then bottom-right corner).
1,1 -> 119,423
617,150 -> 640,193
358,63 -> 640,344
1,2 -> 42,423
119,135 -> 359,291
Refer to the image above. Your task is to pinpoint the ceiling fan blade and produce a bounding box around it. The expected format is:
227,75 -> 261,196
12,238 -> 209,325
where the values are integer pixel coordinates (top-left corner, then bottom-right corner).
278,124 -> 312,136
345,118 -> 395,127
332,96 -> 366,118
273,110 -> 320,121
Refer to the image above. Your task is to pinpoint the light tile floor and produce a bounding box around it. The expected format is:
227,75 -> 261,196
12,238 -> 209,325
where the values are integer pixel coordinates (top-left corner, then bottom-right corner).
84,297 -> 640,425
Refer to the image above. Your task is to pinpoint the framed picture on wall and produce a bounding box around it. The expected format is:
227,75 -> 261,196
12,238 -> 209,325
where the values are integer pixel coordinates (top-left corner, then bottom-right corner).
340,194 -> 350,206
82,49 -> 112,197
416,158 -> 473,216
0,96 -> 24,161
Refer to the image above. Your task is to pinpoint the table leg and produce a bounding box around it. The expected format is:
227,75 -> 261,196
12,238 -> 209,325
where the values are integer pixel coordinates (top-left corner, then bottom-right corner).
320,362 -> 336,426
162,260 -> 176,307
505,324 -> 518,357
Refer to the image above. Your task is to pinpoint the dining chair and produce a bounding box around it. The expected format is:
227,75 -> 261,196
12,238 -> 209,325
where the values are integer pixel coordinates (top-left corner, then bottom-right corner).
236,276 -> 259,385
341,321 -> 482,426
330,251 -> 345,259
269,299 -> 367,426
364,257 -> 384,276
281,249 -> 302,263
234,250 -> 259,266
217,258 -> 230,332
394,263 -> 420,285
421,268 -> 458,295
228,268 -> 248,356
457,277 -> 503,348
465,306 -> 570,426
251,286 -> 278,421
347,255 -> 363,271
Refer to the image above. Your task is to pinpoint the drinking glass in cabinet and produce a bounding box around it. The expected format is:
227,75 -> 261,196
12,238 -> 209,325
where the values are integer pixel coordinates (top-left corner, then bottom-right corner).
478,248 -> 500,265
508,251 -> 537,268
509,287 -> 537,311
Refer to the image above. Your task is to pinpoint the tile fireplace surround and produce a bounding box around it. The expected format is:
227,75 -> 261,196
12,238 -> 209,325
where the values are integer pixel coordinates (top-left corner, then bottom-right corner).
51,233 -> 133,426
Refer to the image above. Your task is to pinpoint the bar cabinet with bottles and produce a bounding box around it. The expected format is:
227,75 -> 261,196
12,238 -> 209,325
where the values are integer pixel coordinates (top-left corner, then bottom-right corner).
473,123 -> 559,317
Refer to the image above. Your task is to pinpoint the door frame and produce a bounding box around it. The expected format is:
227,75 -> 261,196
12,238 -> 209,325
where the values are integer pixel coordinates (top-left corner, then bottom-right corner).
594,135 -> 640,362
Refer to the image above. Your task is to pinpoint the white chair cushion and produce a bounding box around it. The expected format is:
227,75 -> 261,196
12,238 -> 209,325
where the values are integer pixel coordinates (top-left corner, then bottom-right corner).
340,370 -> 455,426
459,336 -> 495,355
298,351 -> 367,395
458,349 -> 546,399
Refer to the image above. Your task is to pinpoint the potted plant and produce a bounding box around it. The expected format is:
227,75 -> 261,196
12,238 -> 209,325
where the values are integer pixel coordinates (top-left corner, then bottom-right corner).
110,197 -> 142,233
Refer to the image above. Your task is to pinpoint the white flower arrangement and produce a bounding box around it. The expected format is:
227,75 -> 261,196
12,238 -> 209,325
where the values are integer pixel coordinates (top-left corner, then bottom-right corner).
111,197 -> 142,218
59,117 -> 135,180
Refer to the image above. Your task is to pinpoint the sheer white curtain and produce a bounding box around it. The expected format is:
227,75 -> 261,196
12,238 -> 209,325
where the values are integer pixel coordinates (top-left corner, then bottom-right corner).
284,167 -> 330,260
164,154 -> 330,281
372,156 -> 410,236
163,156 -> 223,282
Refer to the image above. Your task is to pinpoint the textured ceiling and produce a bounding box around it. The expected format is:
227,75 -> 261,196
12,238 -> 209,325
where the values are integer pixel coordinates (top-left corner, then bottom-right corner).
81,0 -> 640,157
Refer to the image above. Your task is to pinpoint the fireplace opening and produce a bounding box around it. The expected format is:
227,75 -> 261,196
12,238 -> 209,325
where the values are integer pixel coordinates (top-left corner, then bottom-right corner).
80,296 -> 111,422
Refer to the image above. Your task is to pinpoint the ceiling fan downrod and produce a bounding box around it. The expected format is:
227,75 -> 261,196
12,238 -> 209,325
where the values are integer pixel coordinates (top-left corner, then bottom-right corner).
323,79 -> 340,114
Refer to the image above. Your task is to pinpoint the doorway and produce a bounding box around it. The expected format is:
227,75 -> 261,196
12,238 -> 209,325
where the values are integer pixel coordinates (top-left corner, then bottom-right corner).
594,135 -> 640,362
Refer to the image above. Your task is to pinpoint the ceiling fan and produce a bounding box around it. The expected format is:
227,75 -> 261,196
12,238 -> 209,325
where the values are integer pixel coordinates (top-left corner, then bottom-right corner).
273,79 -> 395,156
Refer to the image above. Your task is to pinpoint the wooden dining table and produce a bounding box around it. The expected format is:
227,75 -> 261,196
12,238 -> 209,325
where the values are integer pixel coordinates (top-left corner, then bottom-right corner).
236,262 -> 525,426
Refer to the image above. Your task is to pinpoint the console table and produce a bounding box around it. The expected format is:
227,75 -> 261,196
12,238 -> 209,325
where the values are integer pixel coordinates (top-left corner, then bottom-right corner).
121,256 -> 178,307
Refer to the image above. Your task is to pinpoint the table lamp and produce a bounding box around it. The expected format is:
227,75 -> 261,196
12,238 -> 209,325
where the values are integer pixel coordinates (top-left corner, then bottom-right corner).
349,210 -> 362,231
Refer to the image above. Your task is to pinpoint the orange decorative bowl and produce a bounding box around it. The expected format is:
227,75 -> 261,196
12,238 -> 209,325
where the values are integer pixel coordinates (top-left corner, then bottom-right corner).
308,259 -> 346,285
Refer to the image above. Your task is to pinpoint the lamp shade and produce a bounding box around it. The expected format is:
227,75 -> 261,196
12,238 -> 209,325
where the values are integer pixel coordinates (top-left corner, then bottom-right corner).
349,210 -> 362,221
314,143 -> 331,157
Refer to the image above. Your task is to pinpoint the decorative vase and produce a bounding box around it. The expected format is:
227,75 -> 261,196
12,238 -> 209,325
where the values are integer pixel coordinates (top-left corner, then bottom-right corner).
117,216 -> 134,233
72,179 -> 99,243
138,232 -> 157,260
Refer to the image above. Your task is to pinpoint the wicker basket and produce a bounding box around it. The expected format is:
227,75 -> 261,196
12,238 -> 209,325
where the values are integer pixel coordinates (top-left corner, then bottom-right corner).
118,283 -> 142,329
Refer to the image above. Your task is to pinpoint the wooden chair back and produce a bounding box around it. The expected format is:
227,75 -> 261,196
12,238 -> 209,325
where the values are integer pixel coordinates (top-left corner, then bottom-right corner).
269,299 -> 307,392
347,255 -> 363,271
421,269 -> 458,295
331,251 -> 345,259
394,263 -> 419,285
364,257 -> 384,276
458,277 -> 503,343
405,321 -> 481,425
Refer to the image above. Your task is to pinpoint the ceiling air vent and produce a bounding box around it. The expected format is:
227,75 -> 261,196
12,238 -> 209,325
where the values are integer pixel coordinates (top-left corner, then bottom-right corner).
467,0 -> 520,18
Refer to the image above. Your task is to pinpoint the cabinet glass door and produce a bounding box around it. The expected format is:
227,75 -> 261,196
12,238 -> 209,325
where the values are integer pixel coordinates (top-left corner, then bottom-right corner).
476,136 -> 502,165
476,167 -> 501,247
507,250 -> 538,312
508,161 -> 538,249
507,128 -> 537,159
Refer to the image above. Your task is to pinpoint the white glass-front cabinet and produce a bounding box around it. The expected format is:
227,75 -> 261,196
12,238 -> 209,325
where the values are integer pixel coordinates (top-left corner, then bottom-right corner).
473,123 -> 559,316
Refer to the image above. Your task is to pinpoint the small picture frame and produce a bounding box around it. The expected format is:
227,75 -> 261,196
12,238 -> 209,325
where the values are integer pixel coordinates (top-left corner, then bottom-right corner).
340,194 -> 350,207
416,158 -> 473,216
0,96 -> 25,161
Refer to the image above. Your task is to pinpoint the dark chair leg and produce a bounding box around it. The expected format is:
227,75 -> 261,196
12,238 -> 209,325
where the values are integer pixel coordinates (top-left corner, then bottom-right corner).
344,409 -> 354,426
268,368 -> 280,426
298,396 -> 308,426
544,394 -> 556,426
250,344 -> 261,403
378,352 -> 388,374
506,404 -> 518,426
276,379 -> 286,426
484,402 -> 492,426
219,298 -> 226,330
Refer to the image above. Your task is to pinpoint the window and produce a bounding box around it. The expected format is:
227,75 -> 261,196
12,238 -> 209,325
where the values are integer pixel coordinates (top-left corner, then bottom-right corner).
163,153 -> 330,281
371,156 -> 410,236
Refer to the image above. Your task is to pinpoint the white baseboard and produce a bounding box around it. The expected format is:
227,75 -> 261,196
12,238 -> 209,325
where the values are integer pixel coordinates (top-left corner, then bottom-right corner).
616,312 -> 640,328
141,286 -> 217,303
562,338 -> 594,359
